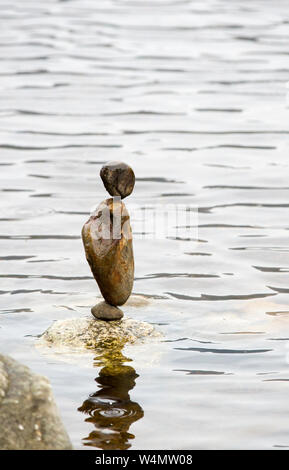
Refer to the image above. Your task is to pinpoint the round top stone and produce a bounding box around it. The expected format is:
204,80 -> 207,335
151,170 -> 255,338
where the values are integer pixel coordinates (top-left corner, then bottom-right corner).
100,161 -> 135,199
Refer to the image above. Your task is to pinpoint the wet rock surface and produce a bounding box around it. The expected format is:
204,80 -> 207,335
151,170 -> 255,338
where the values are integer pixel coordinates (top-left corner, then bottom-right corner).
82,198 -> 134,306
91,301 -> 123,321
100,161 -> 135,199
37,317 -> 161,352
0,354 -> 72,450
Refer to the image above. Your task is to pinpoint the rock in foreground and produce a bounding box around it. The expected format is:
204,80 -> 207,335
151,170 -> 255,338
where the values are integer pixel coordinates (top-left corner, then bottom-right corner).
0,354 -> 72,450
37,317 -> 161,352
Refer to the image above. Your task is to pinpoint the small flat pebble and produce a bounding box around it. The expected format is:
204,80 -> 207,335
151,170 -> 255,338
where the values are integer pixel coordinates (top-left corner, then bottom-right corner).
91,301 -> 123,320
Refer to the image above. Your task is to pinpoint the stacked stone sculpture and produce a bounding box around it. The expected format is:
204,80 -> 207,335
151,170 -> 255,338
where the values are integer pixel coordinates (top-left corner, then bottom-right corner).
82,161 -> 135,321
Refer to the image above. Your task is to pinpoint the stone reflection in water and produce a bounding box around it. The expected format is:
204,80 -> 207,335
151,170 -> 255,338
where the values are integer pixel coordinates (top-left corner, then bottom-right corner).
78,344 -> 143,450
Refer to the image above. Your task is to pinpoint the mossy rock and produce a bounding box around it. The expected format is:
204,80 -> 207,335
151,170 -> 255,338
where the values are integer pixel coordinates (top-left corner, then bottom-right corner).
37,317 -> 161,353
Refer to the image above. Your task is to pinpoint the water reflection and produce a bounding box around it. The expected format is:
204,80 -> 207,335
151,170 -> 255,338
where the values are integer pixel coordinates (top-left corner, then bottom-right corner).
78,344 -> 143,450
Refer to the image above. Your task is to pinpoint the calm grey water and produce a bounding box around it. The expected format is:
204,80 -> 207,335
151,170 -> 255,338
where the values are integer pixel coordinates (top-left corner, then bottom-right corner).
1,0 -> 289,450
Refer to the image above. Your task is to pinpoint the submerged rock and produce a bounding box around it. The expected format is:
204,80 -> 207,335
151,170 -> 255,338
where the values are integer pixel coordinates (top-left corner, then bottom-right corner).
100,161 -> 135,199
91,301 -> 123,321
82,198 -> 134,306
0,354 -> 72,450
37,317 -> 161,352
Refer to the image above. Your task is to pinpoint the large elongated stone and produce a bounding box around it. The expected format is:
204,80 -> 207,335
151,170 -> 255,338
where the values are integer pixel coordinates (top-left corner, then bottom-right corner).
82,198 -> 134,306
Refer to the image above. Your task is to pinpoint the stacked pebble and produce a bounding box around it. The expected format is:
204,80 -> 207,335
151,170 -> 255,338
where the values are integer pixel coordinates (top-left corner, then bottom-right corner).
82,162 -> 135,320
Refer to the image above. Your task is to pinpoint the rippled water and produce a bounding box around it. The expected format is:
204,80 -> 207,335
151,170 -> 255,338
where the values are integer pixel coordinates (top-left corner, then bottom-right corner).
1,0 -> 289,450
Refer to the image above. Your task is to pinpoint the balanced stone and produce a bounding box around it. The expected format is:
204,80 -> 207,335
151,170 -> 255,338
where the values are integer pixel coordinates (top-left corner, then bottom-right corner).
82,197 -> 134,306
100,161 -> 135,199
91,301 -> 123,321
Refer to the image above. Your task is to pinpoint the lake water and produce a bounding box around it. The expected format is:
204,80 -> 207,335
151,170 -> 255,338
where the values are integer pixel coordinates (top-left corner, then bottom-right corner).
1,0 -> 289,450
